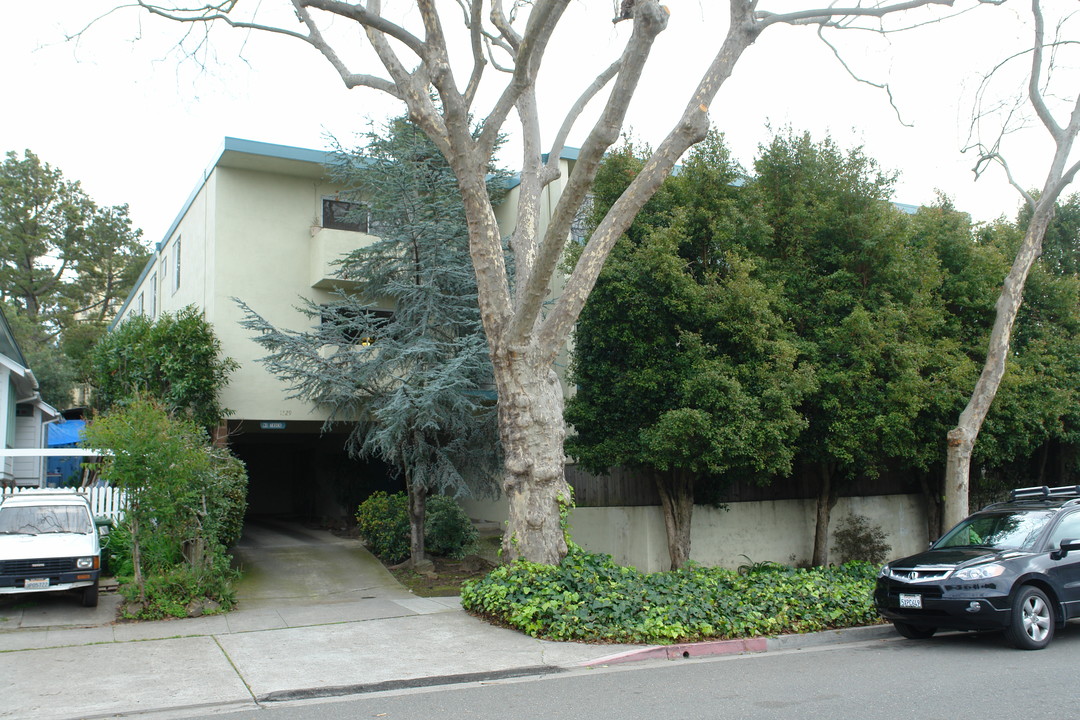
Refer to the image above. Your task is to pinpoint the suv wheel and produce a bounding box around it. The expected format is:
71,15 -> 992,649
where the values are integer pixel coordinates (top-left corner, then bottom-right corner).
81,581 -> 99,608
1005,586 -> 1053,650
893,621 -> 936,640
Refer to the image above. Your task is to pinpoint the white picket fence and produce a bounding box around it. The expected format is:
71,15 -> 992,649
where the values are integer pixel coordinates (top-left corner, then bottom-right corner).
0,486 -> 127,523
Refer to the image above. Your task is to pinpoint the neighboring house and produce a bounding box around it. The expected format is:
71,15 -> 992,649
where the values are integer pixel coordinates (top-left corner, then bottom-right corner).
0,308 -> 59,487
111,137 -> 577,517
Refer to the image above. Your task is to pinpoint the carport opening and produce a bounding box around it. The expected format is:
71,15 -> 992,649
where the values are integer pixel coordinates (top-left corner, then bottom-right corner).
225,420 -> 402,528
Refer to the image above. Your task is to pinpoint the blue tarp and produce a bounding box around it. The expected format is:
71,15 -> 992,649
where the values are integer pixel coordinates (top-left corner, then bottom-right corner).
46,419 -> 86,487
47,419 -> 85,447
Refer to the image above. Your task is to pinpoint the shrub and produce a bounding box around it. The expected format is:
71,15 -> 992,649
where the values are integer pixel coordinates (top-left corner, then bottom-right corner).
832,514 -> 891,565
118,557 -> 237,620
425,495 -> 479,559
460,547 -> 879,644
356,491 -> 411,564
356,491 -> 479,562
82,398 -> 248,619
205,447 -> 249,549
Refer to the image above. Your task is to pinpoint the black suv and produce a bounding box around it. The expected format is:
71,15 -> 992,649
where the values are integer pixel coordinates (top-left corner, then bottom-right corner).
875,485 -> 1080,650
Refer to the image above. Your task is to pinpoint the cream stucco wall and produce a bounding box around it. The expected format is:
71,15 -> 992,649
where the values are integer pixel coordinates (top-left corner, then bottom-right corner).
209,167 -> 377,421
462,493 -> 928,573
114,151 -> 378,424
569,495 -> 927,572
114,142 -> 583,425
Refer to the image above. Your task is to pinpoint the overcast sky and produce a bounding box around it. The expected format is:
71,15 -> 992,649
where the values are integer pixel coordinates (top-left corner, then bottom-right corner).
2,1 -> 1069,249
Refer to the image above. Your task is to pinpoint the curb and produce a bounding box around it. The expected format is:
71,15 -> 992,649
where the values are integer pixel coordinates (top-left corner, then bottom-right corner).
581,624 -> 897,667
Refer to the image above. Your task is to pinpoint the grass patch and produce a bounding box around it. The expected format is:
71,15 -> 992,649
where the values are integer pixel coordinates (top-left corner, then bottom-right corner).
391,557 -> 496,597
460,546 -> 879,644
390,536 -> 502,597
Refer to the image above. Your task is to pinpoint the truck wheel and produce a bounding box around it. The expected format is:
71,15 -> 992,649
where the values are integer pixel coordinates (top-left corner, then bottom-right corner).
1004,586 -> 1053,650
82,581 -> 99,608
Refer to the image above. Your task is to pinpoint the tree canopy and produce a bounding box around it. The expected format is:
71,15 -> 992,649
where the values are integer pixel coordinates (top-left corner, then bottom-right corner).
567,133 -> 811,568
0,149 -> 150,408
571,129 -> 1080,563
88,305 -> 238,428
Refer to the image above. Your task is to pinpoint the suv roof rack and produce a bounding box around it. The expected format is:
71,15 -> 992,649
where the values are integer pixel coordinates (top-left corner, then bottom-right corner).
1010,485 -> 1080,502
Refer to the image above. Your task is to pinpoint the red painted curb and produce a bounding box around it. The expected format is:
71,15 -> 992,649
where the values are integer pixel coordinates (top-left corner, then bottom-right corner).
581,637 -> 767,667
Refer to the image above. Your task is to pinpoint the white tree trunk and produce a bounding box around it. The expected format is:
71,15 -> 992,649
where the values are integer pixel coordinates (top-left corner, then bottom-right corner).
945,1 -> 1080,529
943,208 -> 1053,530
495,353 -> 572,564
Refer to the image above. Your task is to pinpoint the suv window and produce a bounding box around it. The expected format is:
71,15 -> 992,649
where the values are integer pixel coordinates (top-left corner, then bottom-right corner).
1047,511 -> 1080,548
0,505 -> 94,535
934,510 -> 1054,552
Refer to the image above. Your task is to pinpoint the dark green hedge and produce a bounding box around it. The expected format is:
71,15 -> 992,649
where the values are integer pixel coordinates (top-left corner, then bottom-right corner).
460,548 -> 879,643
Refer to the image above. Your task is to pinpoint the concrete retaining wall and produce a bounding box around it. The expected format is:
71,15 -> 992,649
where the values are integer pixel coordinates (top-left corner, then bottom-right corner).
461,493 -> 927,572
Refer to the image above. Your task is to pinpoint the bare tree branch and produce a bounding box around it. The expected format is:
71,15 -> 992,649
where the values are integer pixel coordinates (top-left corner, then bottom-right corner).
463,0 -> 487,106
547,59 -> 623,171
489,0 -> 522,53
299,0 -> 427,56
509,1 -> 670,345
477,0 -> 569,163
1027,0 -> 1061,137
135,1 -> 304,39
290,1 -> 400,96
970,149 -> 1038,207
816,27 -> 912,127
756,0 -> 956,29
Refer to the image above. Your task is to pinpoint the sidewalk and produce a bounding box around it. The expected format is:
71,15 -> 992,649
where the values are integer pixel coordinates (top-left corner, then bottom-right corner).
0,588 -> 897,720
0,522 -> 900,720
0,590 -> 614,720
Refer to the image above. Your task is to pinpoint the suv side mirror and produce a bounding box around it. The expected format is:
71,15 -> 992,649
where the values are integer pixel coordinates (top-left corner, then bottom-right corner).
1050,538 -> 1080,561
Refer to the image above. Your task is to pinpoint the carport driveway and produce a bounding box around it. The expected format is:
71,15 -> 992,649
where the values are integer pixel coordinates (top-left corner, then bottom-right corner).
232,518 -> 412,609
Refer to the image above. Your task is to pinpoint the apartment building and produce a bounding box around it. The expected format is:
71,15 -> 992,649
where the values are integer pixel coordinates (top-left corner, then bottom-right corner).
112,137 -> 575,517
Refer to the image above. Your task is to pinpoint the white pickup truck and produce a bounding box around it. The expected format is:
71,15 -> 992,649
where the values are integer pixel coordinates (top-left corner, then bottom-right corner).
0,490 -> 102,607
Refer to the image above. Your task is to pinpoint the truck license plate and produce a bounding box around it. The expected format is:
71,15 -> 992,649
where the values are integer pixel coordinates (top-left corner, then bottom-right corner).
24,578 -> 49,590
899,593 -> 922,609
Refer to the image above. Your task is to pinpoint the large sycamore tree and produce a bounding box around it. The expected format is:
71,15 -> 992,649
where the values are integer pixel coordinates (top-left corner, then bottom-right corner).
944,0 -> 1080,529
130,0 -> 962,563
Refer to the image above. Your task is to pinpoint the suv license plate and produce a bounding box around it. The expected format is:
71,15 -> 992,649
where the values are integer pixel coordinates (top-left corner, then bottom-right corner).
899,593 -> 922,609
24,578 -> 49,590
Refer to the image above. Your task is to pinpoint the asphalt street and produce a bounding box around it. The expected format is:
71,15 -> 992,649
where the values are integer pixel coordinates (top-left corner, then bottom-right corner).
4,520 -> 1077,720
176,623 -> 1080,720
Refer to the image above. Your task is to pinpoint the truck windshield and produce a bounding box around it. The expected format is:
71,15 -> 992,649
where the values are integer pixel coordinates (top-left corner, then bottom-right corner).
0,506 -> 93,535
934,510 -> 1053,552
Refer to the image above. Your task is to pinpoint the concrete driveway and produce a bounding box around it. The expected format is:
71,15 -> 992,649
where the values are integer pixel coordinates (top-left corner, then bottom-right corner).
231,517 -> 412,609
0,518 -> 412,631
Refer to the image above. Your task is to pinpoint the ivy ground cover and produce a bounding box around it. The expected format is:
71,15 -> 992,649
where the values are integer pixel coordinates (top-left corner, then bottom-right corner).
460,548 -> 879,644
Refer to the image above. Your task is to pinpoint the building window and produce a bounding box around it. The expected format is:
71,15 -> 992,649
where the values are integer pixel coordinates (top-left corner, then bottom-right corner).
322,198 -> 369,233
135,292 -> 145,316
172,238 -> 182,293
320,306 -> 393,346
149,273 -> 157,317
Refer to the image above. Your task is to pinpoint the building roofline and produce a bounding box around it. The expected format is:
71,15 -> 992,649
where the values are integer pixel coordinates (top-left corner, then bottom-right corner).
504,147 -> 581,191
157,137 -> 335,254
113,137 -> 341,327
0,305 -> 28,368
